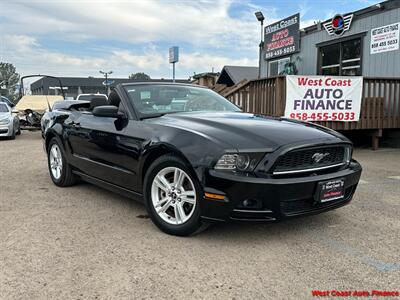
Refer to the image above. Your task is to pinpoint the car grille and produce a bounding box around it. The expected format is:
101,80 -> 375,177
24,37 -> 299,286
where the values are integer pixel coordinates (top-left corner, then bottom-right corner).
280,185 -> 355,216
272,145 -> 346,175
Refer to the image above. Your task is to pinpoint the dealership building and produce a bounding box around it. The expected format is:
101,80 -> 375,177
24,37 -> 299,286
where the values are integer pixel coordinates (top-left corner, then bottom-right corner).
260,0 -> 400,78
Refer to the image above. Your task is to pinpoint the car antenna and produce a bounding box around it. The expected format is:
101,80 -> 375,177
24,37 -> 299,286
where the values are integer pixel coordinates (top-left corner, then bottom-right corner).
45,95 -> 52,112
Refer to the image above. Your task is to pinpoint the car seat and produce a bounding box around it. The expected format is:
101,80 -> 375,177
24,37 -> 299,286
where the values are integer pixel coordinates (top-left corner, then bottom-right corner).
108,91 -> 121,107
89,97 -> 109,110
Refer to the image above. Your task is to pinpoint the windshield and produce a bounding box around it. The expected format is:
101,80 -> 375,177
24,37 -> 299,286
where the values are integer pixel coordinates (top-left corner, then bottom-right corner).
0,104 -> 9,112
124,84 -> 241,117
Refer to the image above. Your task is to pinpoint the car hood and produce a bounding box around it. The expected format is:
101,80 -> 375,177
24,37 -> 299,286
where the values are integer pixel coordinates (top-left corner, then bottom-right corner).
146,112 -> 348,151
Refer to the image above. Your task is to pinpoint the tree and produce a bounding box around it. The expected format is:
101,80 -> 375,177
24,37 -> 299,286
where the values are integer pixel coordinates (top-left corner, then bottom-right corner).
0,62 -> 20,101
279,57 -> 301,76
129,72 -> 151,80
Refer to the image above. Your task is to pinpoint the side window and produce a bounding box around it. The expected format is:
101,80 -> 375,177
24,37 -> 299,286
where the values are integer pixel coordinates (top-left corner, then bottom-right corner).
268,57 -> 290,76
319,38 -> 362,76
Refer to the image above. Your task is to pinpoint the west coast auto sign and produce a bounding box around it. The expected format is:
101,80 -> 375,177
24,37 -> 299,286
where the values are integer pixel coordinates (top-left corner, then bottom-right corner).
285,75 -> 363,122
370,22 -> 399,54
264,13 -> 300,60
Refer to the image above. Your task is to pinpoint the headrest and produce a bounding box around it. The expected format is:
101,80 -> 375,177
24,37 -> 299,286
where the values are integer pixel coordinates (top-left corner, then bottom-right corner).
89,97 -> 109,110
156,90 -> 176,106
108,91 -> 121,107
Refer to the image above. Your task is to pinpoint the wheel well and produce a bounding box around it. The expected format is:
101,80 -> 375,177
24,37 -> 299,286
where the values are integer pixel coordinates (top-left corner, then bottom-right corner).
141,146 -> 193,185
45,132 -> 56,151
141,147 -> 172,184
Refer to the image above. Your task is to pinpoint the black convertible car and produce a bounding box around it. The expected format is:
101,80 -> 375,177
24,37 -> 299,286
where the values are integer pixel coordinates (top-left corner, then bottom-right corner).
41,83 -> 362,236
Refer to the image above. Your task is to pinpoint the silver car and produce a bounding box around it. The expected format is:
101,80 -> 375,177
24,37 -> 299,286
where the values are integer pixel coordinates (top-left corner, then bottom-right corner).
0,103 -> 20,139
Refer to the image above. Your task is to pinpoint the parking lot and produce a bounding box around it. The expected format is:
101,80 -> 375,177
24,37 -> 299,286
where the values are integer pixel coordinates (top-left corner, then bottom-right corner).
0,131 -> 399,299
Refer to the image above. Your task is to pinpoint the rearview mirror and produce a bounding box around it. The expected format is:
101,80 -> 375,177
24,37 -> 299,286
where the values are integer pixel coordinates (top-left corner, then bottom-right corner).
92,105 -> 122,118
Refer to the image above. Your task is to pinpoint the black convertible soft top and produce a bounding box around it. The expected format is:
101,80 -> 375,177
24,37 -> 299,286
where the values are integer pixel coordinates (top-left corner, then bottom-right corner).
52,100 -> 91,111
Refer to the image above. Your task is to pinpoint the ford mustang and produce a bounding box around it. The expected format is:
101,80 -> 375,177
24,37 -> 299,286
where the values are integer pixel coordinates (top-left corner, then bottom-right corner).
41,83 -> 362,236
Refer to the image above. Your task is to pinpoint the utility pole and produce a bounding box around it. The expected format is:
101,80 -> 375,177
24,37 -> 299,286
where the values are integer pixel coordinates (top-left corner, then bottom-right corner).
99,70 -> 113,94
255,11 -> 265,79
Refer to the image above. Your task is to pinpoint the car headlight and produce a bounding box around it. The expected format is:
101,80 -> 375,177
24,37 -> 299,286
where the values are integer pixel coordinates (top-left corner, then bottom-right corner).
0,118 -> 10,125
214,153 -> 264,172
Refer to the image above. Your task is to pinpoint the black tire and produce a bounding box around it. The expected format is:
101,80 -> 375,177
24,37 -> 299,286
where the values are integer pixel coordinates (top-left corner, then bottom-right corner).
16,126 -> 21,135
144,154 -> 203,236
9,128 -> 16,140
47,137 -> 76,187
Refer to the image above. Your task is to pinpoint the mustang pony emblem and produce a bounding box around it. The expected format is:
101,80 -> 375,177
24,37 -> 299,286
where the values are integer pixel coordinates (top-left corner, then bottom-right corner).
312,152 -> 330,163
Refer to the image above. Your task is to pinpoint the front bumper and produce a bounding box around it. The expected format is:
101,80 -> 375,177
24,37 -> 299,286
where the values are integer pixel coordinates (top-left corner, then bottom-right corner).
0,123 -> 13,137
200,160 -> 362,222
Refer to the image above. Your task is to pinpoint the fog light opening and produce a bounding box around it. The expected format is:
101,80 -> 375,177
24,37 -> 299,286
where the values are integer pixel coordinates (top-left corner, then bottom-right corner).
241,198 -> 261,209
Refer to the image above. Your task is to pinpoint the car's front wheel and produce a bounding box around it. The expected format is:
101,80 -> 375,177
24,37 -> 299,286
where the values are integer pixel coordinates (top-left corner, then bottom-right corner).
144,155 -> 203,236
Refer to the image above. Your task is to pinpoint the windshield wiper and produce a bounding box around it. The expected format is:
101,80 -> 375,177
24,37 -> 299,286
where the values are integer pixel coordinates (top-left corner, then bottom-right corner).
140,113 -> 166,120
140,111 -> 184,120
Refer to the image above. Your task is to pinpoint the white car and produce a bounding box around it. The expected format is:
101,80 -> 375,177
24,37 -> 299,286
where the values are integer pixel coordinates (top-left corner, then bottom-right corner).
0,103 -> 20,139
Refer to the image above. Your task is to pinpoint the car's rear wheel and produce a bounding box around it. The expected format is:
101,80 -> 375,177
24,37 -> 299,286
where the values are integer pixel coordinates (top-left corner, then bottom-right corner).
144,155 -> 203,236
47,138 -> 76,187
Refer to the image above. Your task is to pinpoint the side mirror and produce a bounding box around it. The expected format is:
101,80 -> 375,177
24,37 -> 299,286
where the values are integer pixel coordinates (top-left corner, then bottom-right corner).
92,105 -> 122,118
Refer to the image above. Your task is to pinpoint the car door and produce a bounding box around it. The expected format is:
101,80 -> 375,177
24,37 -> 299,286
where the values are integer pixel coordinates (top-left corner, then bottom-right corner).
67,102 -> 142,191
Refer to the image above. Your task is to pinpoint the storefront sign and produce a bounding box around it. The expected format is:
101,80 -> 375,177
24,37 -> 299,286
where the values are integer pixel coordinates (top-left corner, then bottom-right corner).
323,14 -> 353,36
169,46 -> 179,63
264,13 -> 300,60
370,22 -> 399,54
285,75 -> 363,122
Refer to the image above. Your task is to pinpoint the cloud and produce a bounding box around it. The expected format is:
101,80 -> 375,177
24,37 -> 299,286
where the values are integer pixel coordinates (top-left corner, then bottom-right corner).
0,0 -> 261,51
0,0 -> 319,78
2,35 -> 108,75
2,34 -> 257,78
111,49 -> 165,71
180,52 -> 257,73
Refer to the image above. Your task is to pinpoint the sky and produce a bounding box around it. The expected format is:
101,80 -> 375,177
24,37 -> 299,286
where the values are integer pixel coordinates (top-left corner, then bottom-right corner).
0,0 -> 378,80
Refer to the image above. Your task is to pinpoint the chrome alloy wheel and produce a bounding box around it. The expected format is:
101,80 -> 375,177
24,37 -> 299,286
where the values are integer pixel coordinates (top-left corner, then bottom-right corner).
151,167 -> 197,225
49,144 -> 63,180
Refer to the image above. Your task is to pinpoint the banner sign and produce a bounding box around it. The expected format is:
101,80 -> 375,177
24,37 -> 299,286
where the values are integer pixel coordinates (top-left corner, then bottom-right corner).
264,13 -> 300,60
370,22 -> 399,54
285,75 -> 363,122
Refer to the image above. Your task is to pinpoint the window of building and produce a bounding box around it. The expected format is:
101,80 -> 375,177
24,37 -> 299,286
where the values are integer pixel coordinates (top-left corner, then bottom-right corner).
319,38 -> 362,76
268,57 -> 290,76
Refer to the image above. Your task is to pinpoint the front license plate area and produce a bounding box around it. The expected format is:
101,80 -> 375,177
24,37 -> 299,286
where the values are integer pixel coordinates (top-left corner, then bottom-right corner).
315,178 -> 345,203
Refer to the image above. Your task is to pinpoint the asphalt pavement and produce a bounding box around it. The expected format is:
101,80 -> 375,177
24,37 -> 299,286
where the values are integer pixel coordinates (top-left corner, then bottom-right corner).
0,132 -> 399,299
